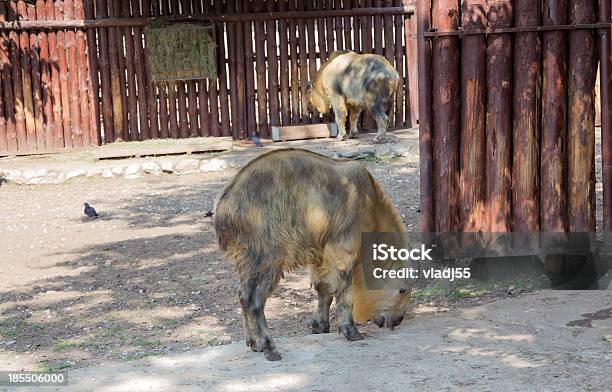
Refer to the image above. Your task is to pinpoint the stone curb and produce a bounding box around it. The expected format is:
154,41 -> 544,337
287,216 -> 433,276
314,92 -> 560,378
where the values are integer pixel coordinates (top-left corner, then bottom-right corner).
0,157 -> 247,186
0,145 -> 416,186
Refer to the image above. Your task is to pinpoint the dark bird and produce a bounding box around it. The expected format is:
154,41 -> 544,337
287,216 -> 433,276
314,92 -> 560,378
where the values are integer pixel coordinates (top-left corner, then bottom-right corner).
84,203 -> 99,218
204,210 -> 214,218
252,134 -> 264,147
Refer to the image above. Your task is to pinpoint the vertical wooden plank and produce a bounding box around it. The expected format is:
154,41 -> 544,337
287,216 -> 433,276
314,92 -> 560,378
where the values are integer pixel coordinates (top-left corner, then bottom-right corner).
160,0 -> 179,138
253,0 -> 269,135
120,0 -> 138,140
0,65 -> 6,151
95,0 -> 114,143
130,0 -> 149,139
305,1 -> 318,123
432,0 -> 460,232
142,0 -> 159,138
383,0 -> 396,128
316,0 -> 328,60
404,0 -> 418,126
297,1 -> 310,124
194,0 -> 209,137
9,1 -> 27,150
373,0 -> 383,55
84,0 -> 100,145
175,1 -> 189,137
65,0 -> 84,147
352,0 -> 361,53
278,0 -> 291,126
234,0 -> 246,138
74,0 -> 91,146
333,0 -> 344,50
105,0 -> 123,141
46,1 -> 64,147
417,0 -> 434,232
289,0 -> 301,124
8,2 -> 27,150
383,0 -> 394,61
0,3 -> 16,151
343,0 -> 352,49
266,0 -> 281,128
243,6 -> 256,136
513,0 -> 541,232
204,0 -> 219,137
215,0 -> 231,137
541,0 -> 567,232
55,1 -> 74,147
393,0 -> 405,126
109,0 -> 127,141
17,1 -> 36,150
325,0 -> 335,54
362,0 -> 375,129
459,0 -> 487,231
227,0 -> 238,138
186,4 -> 200,137
485,0 -> 512,232
567,0 -> 597,231
600,0 -> 612,231
154,2 -> 169,138
27,4 -> 44,150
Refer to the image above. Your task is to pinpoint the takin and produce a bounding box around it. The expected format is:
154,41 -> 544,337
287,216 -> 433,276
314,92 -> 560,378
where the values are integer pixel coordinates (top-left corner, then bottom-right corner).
307,50 -> 400,142
214,149 -> 412,361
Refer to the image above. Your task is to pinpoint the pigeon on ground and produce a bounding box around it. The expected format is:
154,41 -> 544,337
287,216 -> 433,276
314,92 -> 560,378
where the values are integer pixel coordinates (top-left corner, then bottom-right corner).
204,210 -> 214,218
252,134 -> 264,147
84,203 -> 99,218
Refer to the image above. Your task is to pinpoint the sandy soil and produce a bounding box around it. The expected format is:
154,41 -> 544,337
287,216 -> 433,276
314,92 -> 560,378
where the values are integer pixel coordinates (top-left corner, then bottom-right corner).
13,290 -> 612,392
0,131 -> 609,390
0,135 -> 426,372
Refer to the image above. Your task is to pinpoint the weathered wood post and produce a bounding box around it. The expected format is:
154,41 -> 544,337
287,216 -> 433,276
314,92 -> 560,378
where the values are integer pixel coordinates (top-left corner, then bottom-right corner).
599,0 -> 612,231
512,0 -> 541,232
417,0 -> 433,232
460,0 -> 487,232
431,0 -> 460,232
485,0 -> 513,232
567,0 -> 597,232
541,0 -> 567,232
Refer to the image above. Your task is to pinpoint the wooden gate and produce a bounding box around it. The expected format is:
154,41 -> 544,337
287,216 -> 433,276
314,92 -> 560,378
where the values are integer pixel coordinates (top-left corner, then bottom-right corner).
0,0 -> 417,155
417,0 -> 612,233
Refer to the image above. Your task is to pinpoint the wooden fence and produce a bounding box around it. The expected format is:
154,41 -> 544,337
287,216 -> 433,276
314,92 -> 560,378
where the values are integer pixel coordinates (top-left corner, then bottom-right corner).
0,0 -> 417,155
417,0 -> 612,233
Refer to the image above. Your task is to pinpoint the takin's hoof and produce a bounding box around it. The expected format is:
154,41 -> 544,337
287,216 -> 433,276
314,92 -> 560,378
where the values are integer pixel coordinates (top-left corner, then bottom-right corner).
246,338 -> 258,352
264,349 -> 282,361
373,135 -> 386,144
339,324 -> 364,341
311,319 -> 330,334
341,134 -> 350,141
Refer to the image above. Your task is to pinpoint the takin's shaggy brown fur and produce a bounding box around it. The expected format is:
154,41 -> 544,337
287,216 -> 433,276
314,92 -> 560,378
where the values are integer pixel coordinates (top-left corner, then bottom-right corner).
214,149 -> 411,361
307,50 -> 400,142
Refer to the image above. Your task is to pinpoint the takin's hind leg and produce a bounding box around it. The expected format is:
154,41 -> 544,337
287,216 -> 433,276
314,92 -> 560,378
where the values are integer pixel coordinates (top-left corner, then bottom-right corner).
331,97 -> 349,141
239,269 -> 282,361
371,103 -> 390,143
347,107 -> 362,139
311,283 -> 333,334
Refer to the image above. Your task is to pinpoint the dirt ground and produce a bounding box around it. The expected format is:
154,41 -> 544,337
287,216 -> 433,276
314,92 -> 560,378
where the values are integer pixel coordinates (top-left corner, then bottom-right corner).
0,131 -> 609,387
0,134 -> 428,372
12,291 -> 612,392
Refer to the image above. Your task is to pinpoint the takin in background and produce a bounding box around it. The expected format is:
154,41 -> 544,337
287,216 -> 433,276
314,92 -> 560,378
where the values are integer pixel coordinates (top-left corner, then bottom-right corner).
307,50 -> 400,142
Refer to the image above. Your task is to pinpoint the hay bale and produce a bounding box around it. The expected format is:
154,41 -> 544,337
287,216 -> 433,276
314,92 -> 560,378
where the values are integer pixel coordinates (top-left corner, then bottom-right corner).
144,20 -> 217,82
